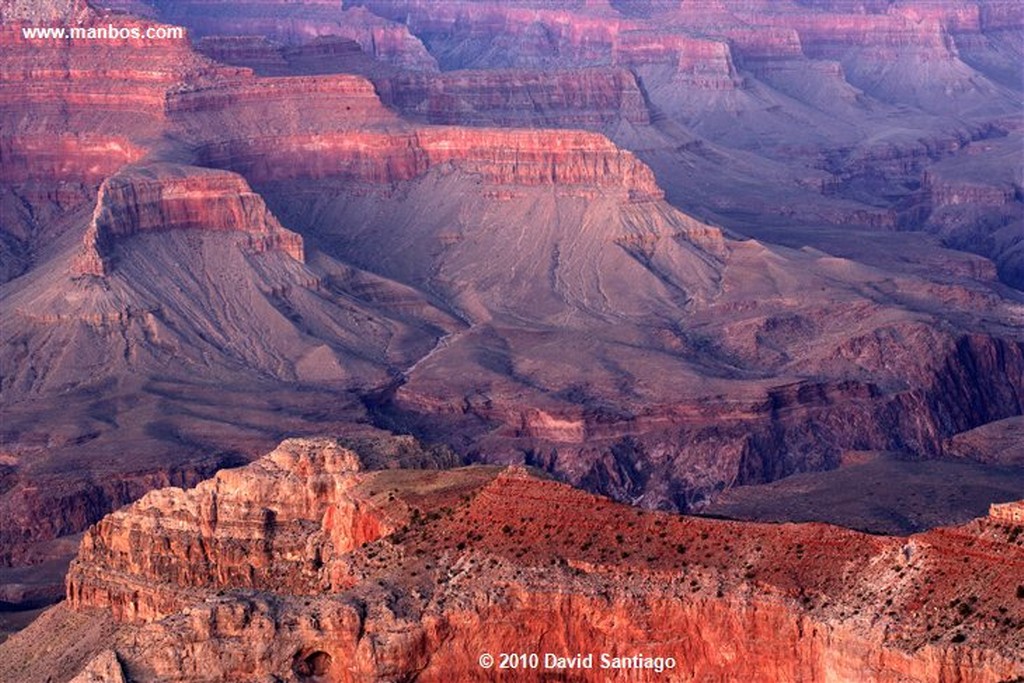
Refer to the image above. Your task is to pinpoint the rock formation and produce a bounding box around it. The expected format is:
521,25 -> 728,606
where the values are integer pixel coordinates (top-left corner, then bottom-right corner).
68,650 -> 126,683
343,0 -> 1022,286
374,67 -> 652,128
72,164 -> 304,277
2,438 -> 1020,682
147,0 -> 438,69
199,126 -> 663,198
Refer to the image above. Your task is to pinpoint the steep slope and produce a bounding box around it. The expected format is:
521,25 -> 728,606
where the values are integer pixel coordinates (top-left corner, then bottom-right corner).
3,437 -> 1021,682
2,161 -> 432,399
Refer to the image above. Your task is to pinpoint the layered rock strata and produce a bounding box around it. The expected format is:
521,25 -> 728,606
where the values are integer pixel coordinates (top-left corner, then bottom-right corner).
12,438 -> 1012,682
375,67 -> 652,128
204,127 -> 662,200
0,11 -> 216,184
71,164 -> 304,277
66,438 -> 399,622
146,0 -> 438,69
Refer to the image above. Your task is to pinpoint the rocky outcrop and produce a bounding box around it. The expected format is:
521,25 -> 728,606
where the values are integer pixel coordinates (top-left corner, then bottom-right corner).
66,438 -> 400,621
198,127 -> 663,199
17,440 -> 1019,681
166,73 -> 395,120
375,67 -> 651,128
71,164 -> 304,276
68,650 -> 125,683
147,0 -> 438,69
357,0 -> 741,87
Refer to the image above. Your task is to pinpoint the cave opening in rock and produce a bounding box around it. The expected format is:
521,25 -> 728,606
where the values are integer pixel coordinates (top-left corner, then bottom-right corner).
293,649 -> 332,678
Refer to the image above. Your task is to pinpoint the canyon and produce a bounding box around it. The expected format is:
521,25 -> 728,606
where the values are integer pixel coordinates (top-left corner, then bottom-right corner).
0,0 -> 1021,676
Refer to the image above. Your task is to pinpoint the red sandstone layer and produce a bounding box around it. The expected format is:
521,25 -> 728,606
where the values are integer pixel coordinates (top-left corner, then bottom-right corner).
42,437 -> 1024,682
197,126 -> 663,199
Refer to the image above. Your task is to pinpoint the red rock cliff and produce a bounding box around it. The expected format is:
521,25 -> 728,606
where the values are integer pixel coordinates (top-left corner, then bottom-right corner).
71,164 -> 304,277
47,440 -> 1024,682
0,14 -> 214,185
66,438 -> 396,622
198,126 -> 663,200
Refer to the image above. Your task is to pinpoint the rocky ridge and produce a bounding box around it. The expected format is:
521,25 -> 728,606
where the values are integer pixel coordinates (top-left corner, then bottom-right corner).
200,127 -> 663,199
3,437 -> 1020,682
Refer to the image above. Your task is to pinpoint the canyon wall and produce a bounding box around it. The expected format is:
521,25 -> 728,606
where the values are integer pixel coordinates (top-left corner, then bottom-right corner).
0,15 -> 214,184
148,0 -> 438,69
375,67 -> 651,128
196,127 -> 663,199
21,439 -> 1016,682
67,438 -> 396,621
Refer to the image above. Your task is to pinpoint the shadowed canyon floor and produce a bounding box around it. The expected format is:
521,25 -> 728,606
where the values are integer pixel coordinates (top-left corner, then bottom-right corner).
1,0 -> 1022,672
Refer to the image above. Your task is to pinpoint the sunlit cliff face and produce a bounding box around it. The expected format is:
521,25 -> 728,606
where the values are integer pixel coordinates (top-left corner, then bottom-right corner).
47,439 -> 1024,682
